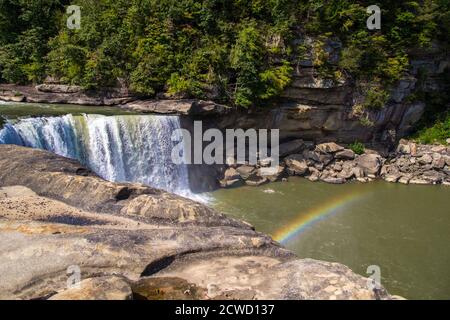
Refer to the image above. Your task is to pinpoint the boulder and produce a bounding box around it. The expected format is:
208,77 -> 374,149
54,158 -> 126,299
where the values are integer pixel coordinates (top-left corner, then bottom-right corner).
422,170 -> 444,184
384,175 -> 401,183
445,156 -> 450,166
409,177 -> 430,185
303,150 -> 333,166
49,276 -> 132,300
236,165 -> 256,180
431,145 -> 447,153
307,173 -> 320,182
397,143 -> 410,155
397,140 -> 418,156
321,177 -> 345,184
245,175 -> 268,187
337,167 -> 354,180
432,154 -> 446,169
357,154 -> 382,175
315,142 -> 344,154
222,168 -> 241,182
279,139 -> 305,157
258,166 -> 286,182
398,175 -> 412,184
285,155 -> 309,176
418,154 -> 433,165
220,178 -> 242,188
335,149 -> 355,160
352,167 -> 365,179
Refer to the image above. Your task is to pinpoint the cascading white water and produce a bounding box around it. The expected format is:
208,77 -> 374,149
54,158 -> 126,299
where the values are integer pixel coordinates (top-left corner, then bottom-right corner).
0,114 -> 197,199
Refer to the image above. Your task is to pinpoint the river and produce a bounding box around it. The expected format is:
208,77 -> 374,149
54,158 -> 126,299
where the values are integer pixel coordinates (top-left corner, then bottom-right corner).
209,178 -> 450,299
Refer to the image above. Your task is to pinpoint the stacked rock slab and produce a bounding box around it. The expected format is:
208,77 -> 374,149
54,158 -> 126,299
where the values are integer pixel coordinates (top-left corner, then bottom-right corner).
219,139 -> 450,187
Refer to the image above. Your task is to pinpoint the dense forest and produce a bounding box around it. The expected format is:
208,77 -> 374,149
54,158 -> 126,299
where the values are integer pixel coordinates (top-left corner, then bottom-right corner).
0,0 -> 449,113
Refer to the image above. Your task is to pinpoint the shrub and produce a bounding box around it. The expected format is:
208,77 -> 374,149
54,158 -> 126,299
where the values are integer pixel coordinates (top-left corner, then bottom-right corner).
363,87 -> 389,110
413,114 -> 450,144
349,141 -> 365,155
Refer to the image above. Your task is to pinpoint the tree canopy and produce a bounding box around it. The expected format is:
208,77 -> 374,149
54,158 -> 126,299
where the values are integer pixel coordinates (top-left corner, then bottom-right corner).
0,0 -> 448,108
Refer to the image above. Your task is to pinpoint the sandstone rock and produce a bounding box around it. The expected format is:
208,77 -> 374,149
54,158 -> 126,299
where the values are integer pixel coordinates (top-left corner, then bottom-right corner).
445,156 -> 450,166
446,138 -> 450,145
315,142 -> 344,154
418,154 -> 433,165
396,142 -> 411,154
409,177 -> 429,185
384,175 -> 401,183
398,175 -> 412,184
153,256 -> 392,300
236,165 -> 256,180
258,166 -> 286,182
223,168 -> 240,181
131,277 -> 207,300
220,179 -> 242,188
431,145 -> 447,153
303,150 -> 333,166
314,162 -> 325,171
49,276 -> 132,300
285,155 -> 309,176
307,173 -> 320,182
0,94 -> 25,102
0,84 -> 133,106
36,84 -> 82,94
422,170 -> 444,184
352,167 -> 365,179
335,149 -> 355,160
357,154 -> 382,175
279,139 -> 305,157
245,175 -> 268,187
432,154 -> 446,169
124,99 -> 230,115
321,177 -> 345,184
0,145 -> 249,229
337,168 -> 354,180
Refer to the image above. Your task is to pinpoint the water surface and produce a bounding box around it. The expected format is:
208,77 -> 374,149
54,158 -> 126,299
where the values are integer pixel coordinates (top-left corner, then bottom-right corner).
210,178 -> 450,300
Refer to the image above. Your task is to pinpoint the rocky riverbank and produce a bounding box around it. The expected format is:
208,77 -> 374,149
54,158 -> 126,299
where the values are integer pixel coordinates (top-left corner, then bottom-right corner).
219,139 -> 450,188
0,144 -> 397,300
0,84 -> 228,116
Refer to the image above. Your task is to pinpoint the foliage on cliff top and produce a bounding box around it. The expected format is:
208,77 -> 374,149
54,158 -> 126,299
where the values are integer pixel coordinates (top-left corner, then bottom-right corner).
0,0 -> 449,108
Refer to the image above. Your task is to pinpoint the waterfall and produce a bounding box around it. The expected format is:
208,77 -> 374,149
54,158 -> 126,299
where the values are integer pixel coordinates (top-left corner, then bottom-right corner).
0,114 -> 197,199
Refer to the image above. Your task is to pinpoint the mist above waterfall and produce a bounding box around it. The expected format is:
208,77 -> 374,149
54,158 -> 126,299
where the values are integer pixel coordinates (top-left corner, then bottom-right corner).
0,114 -> 197,199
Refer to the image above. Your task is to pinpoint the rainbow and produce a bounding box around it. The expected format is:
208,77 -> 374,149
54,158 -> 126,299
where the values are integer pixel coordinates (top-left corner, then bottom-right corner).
272,191 -> 368,245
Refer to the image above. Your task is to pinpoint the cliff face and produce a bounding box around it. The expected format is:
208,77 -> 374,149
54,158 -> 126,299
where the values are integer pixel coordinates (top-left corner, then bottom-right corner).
208,43 -> 448,147
0,145 -> 395,300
